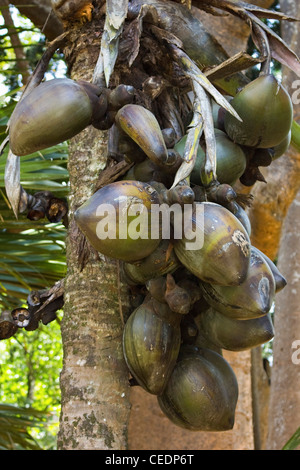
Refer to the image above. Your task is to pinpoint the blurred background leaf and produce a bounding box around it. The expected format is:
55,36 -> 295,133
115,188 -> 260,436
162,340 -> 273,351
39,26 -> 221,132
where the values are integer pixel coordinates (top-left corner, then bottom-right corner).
0,403 -> 48,450
0,142 -> 68,310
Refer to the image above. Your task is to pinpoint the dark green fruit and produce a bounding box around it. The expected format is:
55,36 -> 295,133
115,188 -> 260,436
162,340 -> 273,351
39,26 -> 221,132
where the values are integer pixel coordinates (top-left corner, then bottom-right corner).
123,297 -> 181,395
270,130 -> 291,160
122,239 -> 180,285
251,246 -> 287,293
224,74 -> 293,149
173,202 -> 251,286
157,345 -> 238,431
74,180 -> 162,263
174,129 -> 247,186
230,202 -> 251,236
211,96 -> 232,130
180,313 -> 199,345
9,78 -> 104,156
123,159 -> 161,183
197,308 -> 274,351
200,247 -> 276,320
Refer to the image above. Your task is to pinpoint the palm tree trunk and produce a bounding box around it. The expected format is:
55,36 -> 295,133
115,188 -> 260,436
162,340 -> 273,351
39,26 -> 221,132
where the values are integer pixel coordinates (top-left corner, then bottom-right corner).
56,16 -> 131,450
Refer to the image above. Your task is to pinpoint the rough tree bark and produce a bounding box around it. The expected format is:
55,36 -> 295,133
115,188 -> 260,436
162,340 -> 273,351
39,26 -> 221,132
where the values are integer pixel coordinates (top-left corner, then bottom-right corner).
57,129 -> 132,449
266,190 -> 300,450
55,13 -> 132,449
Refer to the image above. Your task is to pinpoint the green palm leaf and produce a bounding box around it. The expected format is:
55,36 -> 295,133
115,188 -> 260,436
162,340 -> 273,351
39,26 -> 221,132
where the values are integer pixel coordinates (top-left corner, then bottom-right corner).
0,127 -> 68,310
282,426 -> 300,450
0,225 -> 67,309
0,403 -> 48,450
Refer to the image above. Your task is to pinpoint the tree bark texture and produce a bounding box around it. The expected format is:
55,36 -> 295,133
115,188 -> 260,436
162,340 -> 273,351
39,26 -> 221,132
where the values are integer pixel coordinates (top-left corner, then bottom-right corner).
56,16 -> 132,450
265,191 -> 300,450
193,0 -> 274,58
251,346 -> 271,450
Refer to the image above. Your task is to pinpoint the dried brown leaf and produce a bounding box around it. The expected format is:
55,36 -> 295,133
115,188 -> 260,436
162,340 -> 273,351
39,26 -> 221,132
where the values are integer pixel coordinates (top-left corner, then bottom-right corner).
204,51 -> 263,81
94,0 -> 128,85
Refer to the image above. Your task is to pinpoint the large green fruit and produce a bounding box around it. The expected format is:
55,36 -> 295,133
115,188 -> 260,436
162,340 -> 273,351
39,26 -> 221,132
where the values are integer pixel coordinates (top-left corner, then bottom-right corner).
115,104 -> 169,168
9,78 -> 102,156
123,297 -> 181,395
174,129 -> 247,186
270,130 -> 291,160
196,308 -> 274,351
122,239 -> 180,285
200,247 -> 276,320
157,345 -> 238,431
230,202 -> 251,236
74,180 -> 162,263
224,74 -> 293,149
173,202 -> 251,286
251,246 -> 287,293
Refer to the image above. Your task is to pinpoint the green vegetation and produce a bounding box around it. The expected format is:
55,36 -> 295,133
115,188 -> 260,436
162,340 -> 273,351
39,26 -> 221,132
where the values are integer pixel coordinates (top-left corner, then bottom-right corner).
0,4 -> 67,449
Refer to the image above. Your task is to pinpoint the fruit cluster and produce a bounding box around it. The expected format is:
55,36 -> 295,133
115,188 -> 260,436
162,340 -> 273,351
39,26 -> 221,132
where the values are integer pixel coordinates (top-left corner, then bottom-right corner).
74,74 -> 289,431
6,69 -> 291,430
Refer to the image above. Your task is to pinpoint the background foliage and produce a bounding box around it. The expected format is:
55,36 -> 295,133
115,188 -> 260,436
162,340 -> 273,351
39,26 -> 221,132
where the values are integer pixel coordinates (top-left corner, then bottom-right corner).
0,4 -> 67,449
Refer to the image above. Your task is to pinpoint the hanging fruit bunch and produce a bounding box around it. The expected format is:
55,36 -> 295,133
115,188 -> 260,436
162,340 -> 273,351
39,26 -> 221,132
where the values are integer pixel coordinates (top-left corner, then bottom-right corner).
3,0 -> 298,432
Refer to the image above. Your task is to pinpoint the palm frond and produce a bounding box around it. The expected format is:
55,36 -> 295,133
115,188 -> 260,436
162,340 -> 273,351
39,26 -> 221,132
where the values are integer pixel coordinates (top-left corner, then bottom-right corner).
282,426 -> 300,450
0,133 -> 68,310
0,403 -> 48,450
